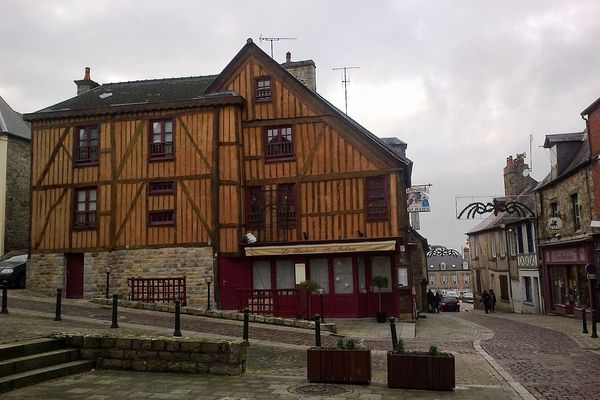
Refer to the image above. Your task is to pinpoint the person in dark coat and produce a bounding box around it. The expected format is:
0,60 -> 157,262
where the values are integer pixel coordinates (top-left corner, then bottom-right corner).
426,289 -> 435,313
434,291 -> 442,313
489,289 -> 497,313
480,290 -> 490,314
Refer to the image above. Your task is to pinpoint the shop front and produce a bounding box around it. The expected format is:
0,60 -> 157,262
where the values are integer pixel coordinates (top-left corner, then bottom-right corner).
541,239 -> 598,318
219,239 -> 413,318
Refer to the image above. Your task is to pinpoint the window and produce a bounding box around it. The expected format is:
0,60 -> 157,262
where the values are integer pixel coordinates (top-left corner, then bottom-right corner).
499,275 -> 509,301
509,229 -> 516,256
371,256 -> 392,292
429,275 -> 435,285
441,274 -> 448,284
451,274 -> 457,284
264,126 -> 293,161
440,262 -> 446,270
149,119 -> 174,160
451,264 -> 456,269
148,210 -> 175,226
429,264 -> 434,269
366,176 -> 388,221
74,187 -> 97,229
276,259 -> 295,289
255,76 -> 272,103
516,225 -> 525,254
397,267 -> 408,287
571,193 -> 581,231
550,201 -> 559,218
491,232 -> 497,258
310,258 -> 329,294
526,223 -> 534,253
246,186 -> 264,227
277,184 -> 296,227
334,257 -> 354,294
463,274 -> 470,284
148,181 -> 175,195
253,260 -> 271,290
524,276 -> 533,303
462,262 -> 468,270
75,125 -> 99,165
499,231 -> 505,257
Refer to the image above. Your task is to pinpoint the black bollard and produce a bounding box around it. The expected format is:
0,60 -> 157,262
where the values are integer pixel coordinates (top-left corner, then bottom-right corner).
592,314 -> 598,339
105,271 -> 110,299
173,299 -> 182,337
111,294 -> 119,328
54,288 -> 62,321
319,290 -> 325,323
314,315 -> 321,348
582,308 -> 588,334
243,307 -> 250,345
1,286 -> 7,314
389,316 -> 398,349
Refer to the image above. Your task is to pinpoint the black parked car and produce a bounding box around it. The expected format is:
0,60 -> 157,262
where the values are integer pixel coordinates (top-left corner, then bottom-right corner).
0,253 -> 27,288
440,295 -> 460,312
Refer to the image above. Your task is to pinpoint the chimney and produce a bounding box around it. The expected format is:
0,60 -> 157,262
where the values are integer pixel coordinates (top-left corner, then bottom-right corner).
503,153 -> 534,199
74,67 -> 100,95
281,52 -> 317,92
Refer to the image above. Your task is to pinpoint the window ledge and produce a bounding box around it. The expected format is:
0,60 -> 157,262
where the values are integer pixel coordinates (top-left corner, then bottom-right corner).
74,162 -> 99,168
149,156 -> 175,163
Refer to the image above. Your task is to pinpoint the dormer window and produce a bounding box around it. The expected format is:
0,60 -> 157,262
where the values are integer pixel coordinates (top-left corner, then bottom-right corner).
255,76 -> 272,103
440,262 -> 446,270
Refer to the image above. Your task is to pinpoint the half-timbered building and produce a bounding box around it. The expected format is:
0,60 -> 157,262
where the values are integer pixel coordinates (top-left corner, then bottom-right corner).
24,39 -> 422,318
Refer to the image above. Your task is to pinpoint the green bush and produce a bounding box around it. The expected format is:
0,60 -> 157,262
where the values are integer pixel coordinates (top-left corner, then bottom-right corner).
428,345 -> 440,356
392,339 -> 405,354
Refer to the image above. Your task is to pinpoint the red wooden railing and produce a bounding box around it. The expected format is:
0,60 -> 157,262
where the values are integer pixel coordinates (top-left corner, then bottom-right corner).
127,276 -> 187,306
237,289 -> 300,318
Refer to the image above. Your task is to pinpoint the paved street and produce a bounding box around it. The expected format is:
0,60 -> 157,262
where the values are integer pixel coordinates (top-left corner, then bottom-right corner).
1,291 -> 599,399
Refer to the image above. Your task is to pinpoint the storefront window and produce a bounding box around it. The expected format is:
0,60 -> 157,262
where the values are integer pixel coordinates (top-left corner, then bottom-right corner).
334,257 -> 354,294
310,258 -> 329,294
371,256 -> 392,293
253,260 -> 271,290
358,257 -> 367,293
397,267 -> 408,287
276,259 -> 295,289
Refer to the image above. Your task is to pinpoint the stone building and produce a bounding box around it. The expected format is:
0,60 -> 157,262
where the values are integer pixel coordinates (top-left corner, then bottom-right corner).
426,245 -> 471,296
534,130 -> 597,318
466,154 -> 541,313
24,40 -> 424,318
0,96 -> 31,255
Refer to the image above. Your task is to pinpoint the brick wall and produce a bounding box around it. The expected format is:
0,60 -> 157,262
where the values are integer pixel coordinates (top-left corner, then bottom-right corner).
4,136 -> 30,252
28,247 -> 214,306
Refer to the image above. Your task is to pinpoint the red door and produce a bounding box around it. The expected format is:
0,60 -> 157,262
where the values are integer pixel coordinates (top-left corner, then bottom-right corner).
220,257 -> 252,310
66,253 -> 84,299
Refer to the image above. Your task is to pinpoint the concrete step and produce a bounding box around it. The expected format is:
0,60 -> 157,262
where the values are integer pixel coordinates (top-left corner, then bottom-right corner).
0,359 -> 94,394
0,338 -> 65,361
0,348 -> 82,377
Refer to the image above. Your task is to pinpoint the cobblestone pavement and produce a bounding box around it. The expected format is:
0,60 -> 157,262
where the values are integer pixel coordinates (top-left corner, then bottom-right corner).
457,312 -> 600,400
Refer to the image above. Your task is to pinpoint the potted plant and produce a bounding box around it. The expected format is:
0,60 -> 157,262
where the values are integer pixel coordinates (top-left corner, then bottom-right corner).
387,340 -> 455,391
299,280 -> 320,320
371,275 -> 389,323
307,338 -> 371,384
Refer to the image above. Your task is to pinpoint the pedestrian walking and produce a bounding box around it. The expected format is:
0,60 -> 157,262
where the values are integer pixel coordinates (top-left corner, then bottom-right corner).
426,289 -> 435,313
489,289 -> 497,313
480,290 -> 490,314
434,291 -> 442,313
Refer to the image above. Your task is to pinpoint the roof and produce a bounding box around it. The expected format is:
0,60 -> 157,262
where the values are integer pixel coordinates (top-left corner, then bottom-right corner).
535,131 -> 590,191
426,246 -> 468,272
543,132 -> 585,148
0,96 -> 31,140
581,95 -> 600,116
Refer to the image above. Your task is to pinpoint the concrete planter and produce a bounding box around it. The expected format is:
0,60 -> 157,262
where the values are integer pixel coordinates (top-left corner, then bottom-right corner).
307,348 -> 371,384
387,352 -> 455,391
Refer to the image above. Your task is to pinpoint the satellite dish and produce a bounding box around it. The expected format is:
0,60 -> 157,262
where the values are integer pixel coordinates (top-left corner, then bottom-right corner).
522,169 -> 530,177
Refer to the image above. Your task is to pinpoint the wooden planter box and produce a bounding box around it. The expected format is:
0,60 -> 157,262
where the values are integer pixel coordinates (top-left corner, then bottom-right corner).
387,352 -> 455,391
555,304 -> 574,315
307,348 -> 371,384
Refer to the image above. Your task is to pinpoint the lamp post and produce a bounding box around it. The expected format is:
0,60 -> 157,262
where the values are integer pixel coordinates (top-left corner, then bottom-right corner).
205,276 -> 213,311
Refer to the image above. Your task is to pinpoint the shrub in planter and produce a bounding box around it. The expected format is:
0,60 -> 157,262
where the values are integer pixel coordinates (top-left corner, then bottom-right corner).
387,340 -> 455,391
371,275 -> 389,323
307,339 -> 371,384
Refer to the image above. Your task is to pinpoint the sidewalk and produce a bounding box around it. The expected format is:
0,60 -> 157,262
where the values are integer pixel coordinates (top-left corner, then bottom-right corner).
0,290 -> 522,399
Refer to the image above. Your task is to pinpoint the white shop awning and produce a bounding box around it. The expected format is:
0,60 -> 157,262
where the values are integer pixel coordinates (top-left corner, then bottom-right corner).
244,240 -> 398,257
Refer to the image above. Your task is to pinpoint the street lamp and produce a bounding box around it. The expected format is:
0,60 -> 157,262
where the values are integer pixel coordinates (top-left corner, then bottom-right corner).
205,276 -> 213,311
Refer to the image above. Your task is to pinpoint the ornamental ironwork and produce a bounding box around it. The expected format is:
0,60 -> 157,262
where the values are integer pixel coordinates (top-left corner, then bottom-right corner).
458,198 -> 535,219
427,245 -> 462,258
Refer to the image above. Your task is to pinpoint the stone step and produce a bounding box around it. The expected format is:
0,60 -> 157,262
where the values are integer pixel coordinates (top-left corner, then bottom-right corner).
0,338 -> 65,361
0,360 -> 94,394
0,348 -> 82,377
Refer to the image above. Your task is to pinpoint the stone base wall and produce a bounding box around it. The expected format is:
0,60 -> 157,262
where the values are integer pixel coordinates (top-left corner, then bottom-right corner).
52,333 -> 246,375
28,247 -> 214,306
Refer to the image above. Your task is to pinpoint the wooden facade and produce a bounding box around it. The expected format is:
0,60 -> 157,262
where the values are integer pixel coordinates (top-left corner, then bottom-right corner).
26,40 -> 417,316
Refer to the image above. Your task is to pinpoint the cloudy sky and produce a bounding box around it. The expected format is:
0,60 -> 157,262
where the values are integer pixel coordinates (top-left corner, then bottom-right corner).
3,0 -> 600,251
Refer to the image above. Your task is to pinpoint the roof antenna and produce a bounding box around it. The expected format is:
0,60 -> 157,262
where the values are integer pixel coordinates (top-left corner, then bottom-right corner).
259,34 -> 297,58
332,66 -> 360,114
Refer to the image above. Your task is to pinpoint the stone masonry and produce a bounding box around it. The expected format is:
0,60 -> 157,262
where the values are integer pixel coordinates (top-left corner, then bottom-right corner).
4,136 -> 30,252
28,247 -> 214,306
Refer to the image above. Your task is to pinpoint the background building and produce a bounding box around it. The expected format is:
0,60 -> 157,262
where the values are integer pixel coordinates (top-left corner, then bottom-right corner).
426,245 -> 471,296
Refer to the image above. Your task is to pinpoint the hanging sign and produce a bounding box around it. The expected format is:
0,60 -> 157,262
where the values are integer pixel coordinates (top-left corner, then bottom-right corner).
406,186 -> 430,213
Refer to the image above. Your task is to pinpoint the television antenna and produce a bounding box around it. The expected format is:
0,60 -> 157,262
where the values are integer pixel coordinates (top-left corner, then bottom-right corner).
259,34 -> 297,58
332,66 -> 360,114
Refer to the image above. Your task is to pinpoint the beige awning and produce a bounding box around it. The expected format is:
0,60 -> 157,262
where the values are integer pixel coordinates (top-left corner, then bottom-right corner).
244,240 -> 397,257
